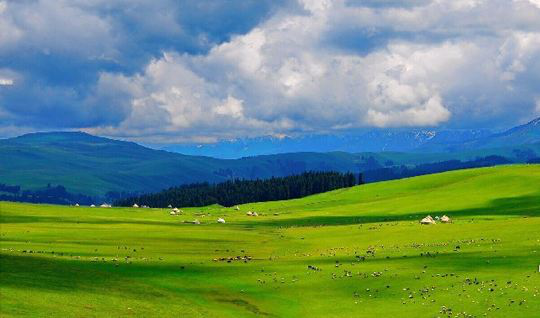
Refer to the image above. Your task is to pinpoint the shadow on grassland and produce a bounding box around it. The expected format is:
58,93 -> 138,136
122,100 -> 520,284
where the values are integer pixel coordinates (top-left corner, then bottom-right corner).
249,192 -> 540,228
0,254 -> 273,317
0,253 -> 237,294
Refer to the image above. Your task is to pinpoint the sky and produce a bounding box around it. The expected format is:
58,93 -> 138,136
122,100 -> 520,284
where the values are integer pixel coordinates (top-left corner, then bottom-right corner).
1,0 -> 540,144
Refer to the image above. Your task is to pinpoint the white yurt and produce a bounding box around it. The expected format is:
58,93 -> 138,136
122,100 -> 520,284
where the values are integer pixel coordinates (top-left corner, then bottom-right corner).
441,215 -> 452,223
420,215 -> 435,225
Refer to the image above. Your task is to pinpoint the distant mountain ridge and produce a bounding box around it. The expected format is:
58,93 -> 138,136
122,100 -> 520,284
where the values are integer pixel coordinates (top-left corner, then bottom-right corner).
162,129 -> 494,158
418,117 -> 540,152
1,117 -> 539,203
162,117 -> 540,158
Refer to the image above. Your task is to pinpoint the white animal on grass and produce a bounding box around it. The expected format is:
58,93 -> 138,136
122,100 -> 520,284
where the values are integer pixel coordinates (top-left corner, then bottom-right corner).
217,218 -> 226,224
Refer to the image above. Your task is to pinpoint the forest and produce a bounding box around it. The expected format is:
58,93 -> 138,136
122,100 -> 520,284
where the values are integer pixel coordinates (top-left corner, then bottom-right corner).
116,171 -> 359,208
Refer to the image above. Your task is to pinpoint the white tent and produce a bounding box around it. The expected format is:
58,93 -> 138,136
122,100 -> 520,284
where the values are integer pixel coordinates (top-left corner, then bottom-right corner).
420,215 -> 436,225
441,215 -> 451,223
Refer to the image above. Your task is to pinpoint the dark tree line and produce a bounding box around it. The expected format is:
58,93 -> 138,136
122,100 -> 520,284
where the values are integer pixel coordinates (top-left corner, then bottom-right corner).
116,171 -> 359,208
0,184 -> 94,205
0,183 -> 20,194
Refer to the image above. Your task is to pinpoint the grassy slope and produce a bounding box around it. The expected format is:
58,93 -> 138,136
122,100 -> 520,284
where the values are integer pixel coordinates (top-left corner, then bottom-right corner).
1,132 -> 539,196
1,165 -> 539,317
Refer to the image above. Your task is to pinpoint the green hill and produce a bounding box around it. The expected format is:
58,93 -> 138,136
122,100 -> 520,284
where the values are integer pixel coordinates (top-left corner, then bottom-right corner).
1,165 -> 539,317
1,132 -> 539,198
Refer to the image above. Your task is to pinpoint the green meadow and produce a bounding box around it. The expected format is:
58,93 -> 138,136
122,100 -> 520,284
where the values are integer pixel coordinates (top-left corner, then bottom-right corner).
1,165 -> 539,317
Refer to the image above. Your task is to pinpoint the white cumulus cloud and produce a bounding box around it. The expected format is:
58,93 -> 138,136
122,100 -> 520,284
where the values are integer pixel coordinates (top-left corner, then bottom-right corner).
3,0 -> 540,142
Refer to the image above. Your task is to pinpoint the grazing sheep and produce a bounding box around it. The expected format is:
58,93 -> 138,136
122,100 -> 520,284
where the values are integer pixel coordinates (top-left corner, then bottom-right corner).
235,206 -> 240,211
247,211 -> 253,216
252,212 -> 258,217
217,218 -> 226,224
132,204 -> 139,208
173,208 -> 180,213
170,211 -> 176,216
90,204 -> 95,208
100,203 -> 111,208
420,216 -> 436,225
193,219 -> 201,225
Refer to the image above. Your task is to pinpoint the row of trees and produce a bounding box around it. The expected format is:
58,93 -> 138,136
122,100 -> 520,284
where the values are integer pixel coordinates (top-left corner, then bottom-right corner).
0,184 -> 94,205
116,171 -> 360,208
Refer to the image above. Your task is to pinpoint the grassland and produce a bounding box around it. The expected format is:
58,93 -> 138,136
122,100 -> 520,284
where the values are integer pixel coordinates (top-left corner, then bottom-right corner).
1,165 -> 539,317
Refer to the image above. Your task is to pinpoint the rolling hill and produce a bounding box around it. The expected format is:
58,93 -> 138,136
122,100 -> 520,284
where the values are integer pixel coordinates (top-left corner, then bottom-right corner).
1,131 -> 539,200
1,165 -> 539,317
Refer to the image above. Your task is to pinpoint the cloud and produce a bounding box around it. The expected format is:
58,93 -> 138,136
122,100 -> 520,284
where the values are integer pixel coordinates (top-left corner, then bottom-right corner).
1,0 -> 540,141
0,0 -> 286,135
0,78 -> 13,86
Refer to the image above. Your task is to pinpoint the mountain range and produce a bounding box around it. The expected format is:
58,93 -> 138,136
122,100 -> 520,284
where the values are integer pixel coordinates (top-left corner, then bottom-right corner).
163,117 -> 540,158
0,117 -> 539,201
